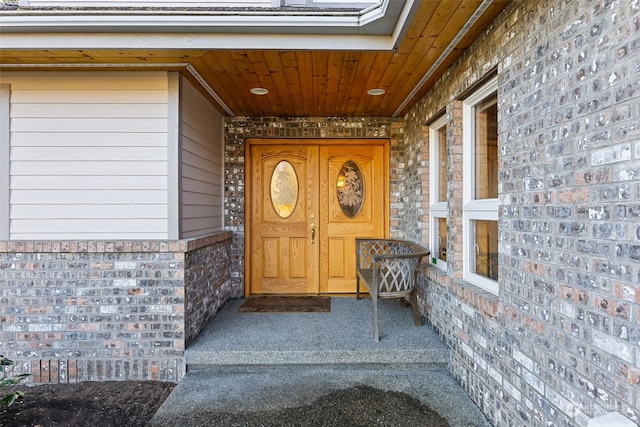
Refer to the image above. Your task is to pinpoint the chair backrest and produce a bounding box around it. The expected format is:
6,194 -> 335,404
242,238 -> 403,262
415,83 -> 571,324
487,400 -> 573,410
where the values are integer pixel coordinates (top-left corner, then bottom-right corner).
376,256 -> 422,293
356,239 -> 430,295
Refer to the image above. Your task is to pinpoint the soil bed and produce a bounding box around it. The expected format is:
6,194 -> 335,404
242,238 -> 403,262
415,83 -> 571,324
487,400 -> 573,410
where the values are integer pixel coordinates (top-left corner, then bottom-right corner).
0,381 -> 175,427
1,382 -> 451,426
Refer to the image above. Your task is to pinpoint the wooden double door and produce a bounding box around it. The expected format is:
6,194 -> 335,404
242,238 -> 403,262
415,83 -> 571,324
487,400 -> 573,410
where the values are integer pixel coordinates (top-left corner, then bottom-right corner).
246,139 -> 388,295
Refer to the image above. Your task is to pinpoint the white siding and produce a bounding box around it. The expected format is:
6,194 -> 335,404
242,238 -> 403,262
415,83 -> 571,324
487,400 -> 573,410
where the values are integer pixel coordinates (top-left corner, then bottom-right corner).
179,76 -> 224,238
1,72 -> 170,240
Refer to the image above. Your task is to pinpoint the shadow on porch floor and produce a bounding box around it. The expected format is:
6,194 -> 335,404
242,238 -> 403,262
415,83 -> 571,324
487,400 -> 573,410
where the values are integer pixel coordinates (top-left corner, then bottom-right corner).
151,297 -> 492,426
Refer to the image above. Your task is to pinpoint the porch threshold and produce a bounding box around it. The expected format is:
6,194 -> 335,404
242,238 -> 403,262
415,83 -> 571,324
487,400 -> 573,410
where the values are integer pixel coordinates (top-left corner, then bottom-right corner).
185,297 -> 449,367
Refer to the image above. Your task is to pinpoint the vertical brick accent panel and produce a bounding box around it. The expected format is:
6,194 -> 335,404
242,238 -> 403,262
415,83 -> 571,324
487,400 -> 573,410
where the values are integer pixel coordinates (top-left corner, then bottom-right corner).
184,233 -> 232,346
0,231 -> 232,383
447,102 -> 465,280
403,115 -> 429,247
224,117 -> 405,297
405,1 -> 640,426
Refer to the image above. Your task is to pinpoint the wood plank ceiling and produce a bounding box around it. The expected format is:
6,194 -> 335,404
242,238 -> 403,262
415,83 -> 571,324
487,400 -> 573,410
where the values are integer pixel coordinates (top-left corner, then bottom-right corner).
0,1 -> 511,117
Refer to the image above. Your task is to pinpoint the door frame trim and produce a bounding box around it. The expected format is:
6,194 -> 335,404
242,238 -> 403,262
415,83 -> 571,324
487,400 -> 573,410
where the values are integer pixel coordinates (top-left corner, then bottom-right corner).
244,138 -> 390,297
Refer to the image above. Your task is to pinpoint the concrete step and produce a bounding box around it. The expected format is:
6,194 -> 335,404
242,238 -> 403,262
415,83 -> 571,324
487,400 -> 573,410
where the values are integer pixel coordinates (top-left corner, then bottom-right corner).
186,347 -> 449,366
150,364 -> 492,427
185,297 -> 450,367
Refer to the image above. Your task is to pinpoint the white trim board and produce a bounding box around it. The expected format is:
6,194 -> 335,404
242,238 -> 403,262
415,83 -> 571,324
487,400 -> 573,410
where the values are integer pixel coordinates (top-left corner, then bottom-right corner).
0,0 -> 419,50
0,84 -> 9,240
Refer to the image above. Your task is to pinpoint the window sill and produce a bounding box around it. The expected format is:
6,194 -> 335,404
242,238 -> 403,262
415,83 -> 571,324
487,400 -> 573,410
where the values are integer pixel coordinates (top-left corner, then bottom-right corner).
451,280 -> 499,318
419,263 -> 500,318
420,262 -> 449,287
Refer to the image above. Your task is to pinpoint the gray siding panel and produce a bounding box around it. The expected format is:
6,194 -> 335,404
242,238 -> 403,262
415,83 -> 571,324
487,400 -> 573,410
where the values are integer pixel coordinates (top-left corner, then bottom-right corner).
179,76 -> 224,238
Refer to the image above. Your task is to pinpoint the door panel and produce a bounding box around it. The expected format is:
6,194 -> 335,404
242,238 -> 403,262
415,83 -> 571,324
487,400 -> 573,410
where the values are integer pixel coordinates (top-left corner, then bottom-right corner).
249,145 -> 319,294
247,140 -> 387,295
319,145 -> 386,293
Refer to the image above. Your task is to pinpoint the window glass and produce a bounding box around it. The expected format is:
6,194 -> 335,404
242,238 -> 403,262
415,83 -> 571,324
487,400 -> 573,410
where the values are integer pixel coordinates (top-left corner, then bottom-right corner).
474,93 -> 498,200
473,220 -> 498,281
435,217 -> 447,261
336,160 -> 365,218
270,160 -> 299,218
437,126 -> 447,202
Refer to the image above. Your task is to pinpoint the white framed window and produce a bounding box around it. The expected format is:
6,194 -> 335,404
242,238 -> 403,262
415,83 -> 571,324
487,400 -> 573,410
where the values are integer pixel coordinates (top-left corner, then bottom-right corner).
463,76 -> 499,294
429,115 -> 448,270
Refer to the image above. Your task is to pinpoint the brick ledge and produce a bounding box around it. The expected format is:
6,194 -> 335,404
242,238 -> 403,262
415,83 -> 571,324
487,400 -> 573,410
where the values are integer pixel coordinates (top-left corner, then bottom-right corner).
0,230 -> 233,253
451,280 -> 499,318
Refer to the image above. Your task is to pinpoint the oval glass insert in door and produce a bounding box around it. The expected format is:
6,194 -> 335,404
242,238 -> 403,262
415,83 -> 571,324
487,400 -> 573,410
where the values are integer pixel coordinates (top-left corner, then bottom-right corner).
336,160 -> 365,218
270,160 -> 299,218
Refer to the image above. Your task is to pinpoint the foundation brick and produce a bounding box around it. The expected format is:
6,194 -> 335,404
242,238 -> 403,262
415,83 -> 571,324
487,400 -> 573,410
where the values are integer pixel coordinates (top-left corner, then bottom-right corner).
0,232 -> 231,383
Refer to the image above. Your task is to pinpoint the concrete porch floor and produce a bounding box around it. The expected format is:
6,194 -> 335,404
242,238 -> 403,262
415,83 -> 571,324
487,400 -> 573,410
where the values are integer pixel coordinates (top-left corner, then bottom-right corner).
151,297 -> 492,426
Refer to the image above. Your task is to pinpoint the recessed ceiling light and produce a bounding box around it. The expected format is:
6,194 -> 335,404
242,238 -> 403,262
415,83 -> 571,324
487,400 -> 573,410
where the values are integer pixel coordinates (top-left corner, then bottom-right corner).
250,87 -> 269,95
367,88 -> 385,96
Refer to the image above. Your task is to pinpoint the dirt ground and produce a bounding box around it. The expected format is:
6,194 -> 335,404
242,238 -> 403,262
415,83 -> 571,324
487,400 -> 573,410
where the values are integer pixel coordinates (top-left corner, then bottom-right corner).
0,381 -> 453,427
0,381 -> 175,427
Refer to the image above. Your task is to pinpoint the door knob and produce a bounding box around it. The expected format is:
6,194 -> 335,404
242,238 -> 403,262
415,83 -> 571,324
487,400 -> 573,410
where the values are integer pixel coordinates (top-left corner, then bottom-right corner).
310,222 -> 316,244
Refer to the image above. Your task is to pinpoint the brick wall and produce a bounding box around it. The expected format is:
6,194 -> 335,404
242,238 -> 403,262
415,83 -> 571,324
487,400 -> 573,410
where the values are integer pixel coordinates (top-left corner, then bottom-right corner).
223,117 -> 405,297
0,231 -> 232,383
405,0 -> 640,425
184,233 -> 232,345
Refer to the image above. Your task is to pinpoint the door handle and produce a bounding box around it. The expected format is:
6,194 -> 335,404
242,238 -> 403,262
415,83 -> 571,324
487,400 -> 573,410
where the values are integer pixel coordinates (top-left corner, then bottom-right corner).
310,222 -> 316,244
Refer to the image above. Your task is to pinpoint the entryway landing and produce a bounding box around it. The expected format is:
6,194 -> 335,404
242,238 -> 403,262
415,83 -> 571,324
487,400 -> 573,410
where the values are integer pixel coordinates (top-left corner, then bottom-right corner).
151,298 -> 493,426
186,297 -> 449,366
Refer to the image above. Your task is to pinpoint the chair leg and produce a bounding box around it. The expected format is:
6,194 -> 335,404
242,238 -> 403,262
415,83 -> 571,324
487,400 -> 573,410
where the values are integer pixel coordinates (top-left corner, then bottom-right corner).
356,277 -> 360,300
372,295 -> 379,342
411,289 -> 422,327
